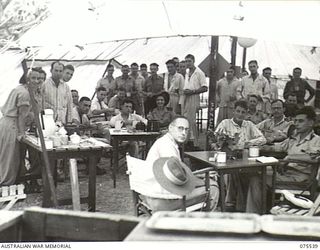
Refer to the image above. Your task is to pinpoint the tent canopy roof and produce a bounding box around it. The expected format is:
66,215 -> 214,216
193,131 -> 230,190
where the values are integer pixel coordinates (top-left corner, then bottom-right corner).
18,1 -> 320,48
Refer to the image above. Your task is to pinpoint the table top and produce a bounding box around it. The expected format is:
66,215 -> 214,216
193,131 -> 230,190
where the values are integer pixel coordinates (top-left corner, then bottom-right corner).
22,134 -> 112,152
185,151 -> 279,170
109,128 -> 161,136
125,213 -> 320,241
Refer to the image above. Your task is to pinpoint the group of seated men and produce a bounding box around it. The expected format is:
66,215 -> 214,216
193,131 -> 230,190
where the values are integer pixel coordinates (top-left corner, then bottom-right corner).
211,99 -> 320,213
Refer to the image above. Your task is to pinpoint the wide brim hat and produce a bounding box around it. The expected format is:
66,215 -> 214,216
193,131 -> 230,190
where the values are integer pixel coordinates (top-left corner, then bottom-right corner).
153,157 -> 202,196
152,91 -> 170,108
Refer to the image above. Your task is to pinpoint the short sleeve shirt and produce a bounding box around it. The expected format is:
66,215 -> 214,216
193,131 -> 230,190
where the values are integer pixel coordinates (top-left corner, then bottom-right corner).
144,75 -> 164,94
184,67 -> 207,90
1,85 -> 30,117
241,74 -> 271,99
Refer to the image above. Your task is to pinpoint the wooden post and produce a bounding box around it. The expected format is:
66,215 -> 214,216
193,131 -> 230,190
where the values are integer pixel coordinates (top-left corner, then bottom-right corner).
242,47 -> 247,72
230,36 -> 237,66
21,60 -> 58,207
206,36 -> 219,150
69,159 -> 81,211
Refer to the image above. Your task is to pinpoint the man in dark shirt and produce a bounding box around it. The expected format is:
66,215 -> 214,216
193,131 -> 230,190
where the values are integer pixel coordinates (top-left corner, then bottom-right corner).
143,63 -> 164,116
284,92 -> 299,120
283,67 -> 315,106
115,65 -> 141,114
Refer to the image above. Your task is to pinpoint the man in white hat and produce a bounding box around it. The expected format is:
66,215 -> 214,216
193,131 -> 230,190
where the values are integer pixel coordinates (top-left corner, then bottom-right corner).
140,115 -> 219,211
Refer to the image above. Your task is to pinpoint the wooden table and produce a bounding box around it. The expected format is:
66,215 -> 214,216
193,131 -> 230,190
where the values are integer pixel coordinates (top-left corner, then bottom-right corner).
109,128 -> 161,188
184,151 -> 279,214
21,135 -> 112,211
125,217 -> 319,241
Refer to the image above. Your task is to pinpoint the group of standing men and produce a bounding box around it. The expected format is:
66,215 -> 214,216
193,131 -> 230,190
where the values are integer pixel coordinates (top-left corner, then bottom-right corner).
94,54 -> 208,149
216,60 -> 316,126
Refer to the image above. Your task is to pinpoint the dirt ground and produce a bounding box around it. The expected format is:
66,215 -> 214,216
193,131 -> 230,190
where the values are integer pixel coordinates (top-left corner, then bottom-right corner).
13,156 -> 135,215
12,132 -> 208,215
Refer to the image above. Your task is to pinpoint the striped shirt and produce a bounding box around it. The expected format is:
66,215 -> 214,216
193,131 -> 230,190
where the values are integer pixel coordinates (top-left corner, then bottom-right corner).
42,77 -> 72,124
215,118 -> 266,148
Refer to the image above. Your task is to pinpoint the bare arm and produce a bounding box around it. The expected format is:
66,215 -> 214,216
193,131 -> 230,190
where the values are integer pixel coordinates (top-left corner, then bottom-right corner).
17,105 -> 29,137
304,81 -> 315,103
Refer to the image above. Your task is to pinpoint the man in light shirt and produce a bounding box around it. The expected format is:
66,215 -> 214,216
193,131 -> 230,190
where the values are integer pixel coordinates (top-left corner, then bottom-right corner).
240,60 -> 271,100
71,96 -> 91,126
62,64 -> 75,83
109,98 -> 147,157
71,89 -> 79,108
90,86 -> 115,122
42,61 -> 72,124
216,66 -> 242,125
71,96 -> 106,175
262,67 -> 278,116
248,106 -> 320,213
96,64 -> 116,104
141,116 -> 219,211
183,54 -> 208,149
163,59 -> 184,114
130,62 -> 145,115
213,100 -> 266,212
246,94 -> 267,124
256,99 -> 293,144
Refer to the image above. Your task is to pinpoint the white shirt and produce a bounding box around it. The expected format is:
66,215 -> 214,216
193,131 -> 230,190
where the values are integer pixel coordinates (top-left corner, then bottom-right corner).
241,74 -> 271,100
146,133 -> 181,163
140,133 -> 182,199
90,97 -> 109,122
184,67 -> 207,91
109,113 -> 147,127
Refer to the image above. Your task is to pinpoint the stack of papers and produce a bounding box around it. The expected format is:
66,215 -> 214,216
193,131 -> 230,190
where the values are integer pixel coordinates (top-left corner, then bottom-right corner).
256,156 -> 279,163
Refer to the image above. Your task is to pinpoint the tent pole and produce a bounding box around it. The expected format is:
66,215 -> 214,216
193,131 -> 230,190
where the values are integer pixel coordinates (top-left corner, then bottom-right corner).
230,36 -> 237,66
206,36 -> 219,150
242,47 -> 247,71
21,59 -> 58,208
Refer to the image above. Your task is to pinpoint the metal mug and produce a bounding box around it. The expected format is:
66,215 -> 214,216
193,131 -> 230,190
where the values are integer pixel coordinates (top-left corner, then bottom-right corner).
216,151 -> 226,163
249,146 -> 259,157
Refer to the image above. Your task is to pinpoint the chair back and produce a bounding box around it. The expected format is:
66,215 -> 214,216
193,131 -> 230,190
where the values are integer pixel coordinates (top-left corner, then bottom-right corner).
273,158 -> 320,202
307,193 -> 320,216
126,154 -> 157,197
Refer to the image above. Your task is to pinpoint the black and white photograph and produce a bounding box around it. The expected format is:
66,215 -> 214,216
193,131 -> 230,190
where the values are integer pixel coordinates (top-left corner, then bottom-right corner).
0,0 -> 320,248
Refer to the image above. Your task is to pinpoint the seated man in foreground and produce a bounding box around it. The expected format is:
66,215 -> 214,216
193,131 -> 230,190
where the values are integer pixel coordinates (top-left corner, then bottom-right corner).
247,106 -> 320,213
212,100 -> 267,212
139,116 -> 219,211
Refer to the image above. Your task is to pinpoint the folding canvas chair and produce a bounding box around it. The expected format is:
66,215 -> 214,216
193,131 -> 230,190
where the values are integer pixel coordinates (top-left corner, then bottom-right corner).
126,154 -> 213,216
270,192 -> 320,216
271,158 -> 320,206
0,184 -> 26,210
